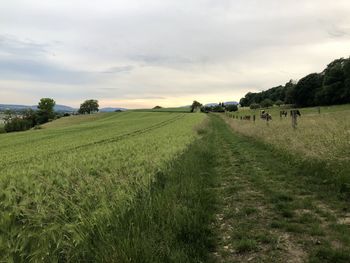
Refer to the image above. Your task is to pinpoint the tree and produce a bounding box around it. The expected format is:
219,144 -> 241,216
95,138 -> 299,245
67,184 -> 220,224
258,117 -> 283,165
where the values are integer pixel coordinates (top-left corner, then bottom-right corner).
344,58 -> 350,103
284,80 -> 296,104
211,105 -> 225,112
239,92 -> 258,107
3,109 -> 36,133
23,109 -> 37,127
37,98 -> 56,124
238,57 -> 350,108
275,100 -> 283,107
294,73 -> 323,107
250,103 -> 260,109
225,104 -> 238,112
317,58 -> 347,105
78,99 -> 99,114
190,101 -> 202,112
260,99 -> 274,108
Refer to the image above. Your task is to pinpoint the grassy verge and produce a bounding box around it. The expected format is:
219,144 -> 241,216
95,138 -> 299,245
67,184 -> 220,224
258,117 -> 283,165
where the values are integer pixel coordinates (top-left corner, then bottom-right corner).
210,114 -> 350,262
76,121 -> 218,262
221,113 -> 350,201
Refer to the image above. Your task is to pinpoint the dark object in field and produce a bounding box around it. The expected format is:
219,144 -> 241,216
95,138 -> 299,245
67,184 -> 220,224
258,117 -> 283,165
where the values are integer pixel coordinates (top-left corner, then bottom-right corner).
280,110 -> 288,118
260,110 -> 272,121
290,110 -> 301,129
290,110 -> 301,117
243,115 -> 251,121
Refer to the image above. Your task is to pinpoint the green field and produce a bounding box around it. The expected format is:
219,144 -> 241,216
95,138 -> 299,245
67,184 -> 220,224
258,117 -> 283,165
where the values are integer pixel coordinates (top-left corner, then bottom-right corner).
0,111 -> 206,261
1,107 -> 350,262
133,106 -> 191,113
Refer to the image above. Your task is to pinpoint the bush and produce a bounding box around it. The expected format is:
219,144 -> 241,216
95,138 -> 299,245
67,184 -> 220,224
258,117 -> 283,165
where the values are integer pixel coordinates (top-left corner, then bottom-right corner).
275,100 -> 284,106
225,104 -> 238,112
250,103 -> 260,109
260,99 -> 274,108
212,105 -> 225,112
4,117 -> 33,132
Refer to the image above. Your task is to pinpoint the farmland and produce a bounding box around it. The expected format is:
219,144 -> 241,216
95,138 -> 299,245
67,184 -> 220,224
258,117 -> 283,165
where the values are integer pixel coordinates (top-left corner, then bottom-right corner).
1,107 -> 350,262
0,111 -> 206,261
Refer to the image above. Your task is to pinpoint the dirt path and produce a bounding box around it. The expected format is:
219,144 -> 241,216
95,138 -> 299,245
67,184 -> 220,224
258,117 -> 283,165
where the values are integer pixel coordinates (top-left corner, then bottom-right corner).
209,115 -> 350,263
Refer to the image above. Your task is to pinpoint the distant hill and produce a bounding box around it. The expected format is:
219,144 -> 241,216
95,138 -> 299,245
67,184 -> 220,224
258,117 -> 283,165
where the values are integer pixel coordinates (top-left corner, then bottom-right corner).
100,107 -> 127,112
0,104 -> 77,112
224,101 -> 239,105
55,105 -> 77,112
204,103 -> 219,107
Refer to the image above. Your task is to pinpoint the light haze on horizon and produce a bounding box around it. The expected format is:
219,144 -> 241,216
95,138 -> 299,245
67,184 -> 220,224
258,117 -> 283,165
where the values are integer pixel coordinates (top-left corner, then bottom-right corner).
1,0 -> 350,108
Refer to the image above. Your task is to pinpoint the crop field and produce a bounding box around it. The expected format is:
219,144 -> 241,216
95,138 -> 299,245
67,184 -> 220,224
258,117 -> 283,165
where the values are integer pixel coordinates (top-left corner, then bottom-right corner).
1,106 -> 349,263
0,111 -> 206,261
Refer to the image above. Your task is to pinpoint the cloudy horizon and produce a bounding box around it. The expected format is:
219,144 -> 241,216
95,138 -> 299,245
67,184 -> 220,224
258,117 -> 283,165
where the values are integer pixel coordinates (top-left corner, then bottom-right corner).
1,0 -> 350,108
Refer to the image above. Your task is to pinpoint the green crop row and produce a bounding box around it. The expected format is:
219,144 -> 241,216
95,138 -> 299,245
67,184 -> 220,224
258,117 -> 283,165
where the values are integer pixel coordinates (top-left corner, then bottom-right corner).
0,112 -> 206,262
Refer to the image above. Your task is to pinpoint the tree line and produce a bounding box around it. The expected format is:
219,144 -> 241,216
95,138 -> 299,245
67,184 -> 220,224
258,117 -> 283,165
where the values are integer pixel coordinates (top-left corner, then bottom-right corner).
2,99 -> 99,133
240,57 -> 350,108
190,101 -> 238,113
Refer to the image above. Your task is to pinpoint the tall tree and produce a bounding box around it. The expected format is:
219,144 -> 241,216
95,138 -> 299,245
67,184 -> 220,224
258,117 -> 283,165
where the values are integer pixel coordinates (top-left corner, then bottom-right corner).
190,101 -> 202,112
284,80 -> 296,104
344,58 -> 350,103
79,99 -> 99,114
294,73 -> 323,107
37,98 -> 56,124
320,58 -> 347,105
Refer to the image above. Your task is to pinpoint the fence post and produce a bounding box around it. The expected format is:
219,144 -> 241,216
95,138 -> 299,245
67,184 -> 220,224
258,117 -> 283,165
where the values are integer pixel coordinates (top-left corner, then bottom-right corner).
291,110 -> 297,129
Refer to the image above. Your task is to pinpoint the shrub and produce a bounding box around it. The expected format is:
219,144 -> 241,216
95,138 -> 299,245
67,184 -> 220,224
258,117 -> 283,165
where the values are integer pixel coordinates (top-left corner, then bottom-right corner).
250,103 -> 260,109
260,99 -> 274,108
275,100 -> 284,106
212,105 -> 225,112
4,117 -> 33,132
226,104 -> 238,112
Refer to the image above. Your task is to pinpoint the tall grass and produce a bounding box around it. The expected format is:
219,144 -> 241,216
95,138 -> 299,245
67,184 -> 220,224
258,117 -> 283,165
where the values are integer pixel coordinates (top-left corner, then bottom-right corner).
87,125 -> 217,262
222,104 -> 350,199
0,112 -> 207,261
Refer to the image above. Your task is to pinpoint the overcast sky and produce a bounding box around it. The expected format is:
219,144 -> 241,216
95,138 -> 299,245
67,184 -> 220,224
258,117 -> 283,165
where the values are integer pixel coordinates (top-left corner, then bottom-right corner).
1,0 -> 350,108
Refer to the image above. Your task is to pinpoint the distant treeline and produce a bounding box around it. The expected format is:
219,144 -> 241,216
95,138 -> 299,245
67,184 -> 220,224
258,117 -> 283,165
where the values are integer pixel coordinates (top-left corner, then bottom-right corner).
240,57 -> 350,108
2,99 -> 99,133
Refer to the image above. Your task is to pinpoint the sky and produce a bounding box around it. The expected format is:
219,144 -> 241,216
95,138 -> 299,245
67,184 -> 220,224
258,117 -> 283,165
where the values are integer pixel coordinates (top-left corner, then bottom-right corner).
0,0 -> 350,109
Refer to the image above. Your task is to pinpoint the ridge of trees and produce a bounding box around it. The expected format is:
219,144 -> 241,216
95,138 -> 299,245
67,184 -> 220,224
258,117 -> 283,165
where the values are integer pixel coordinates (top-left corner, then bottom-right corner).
240,57 -> 350,108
